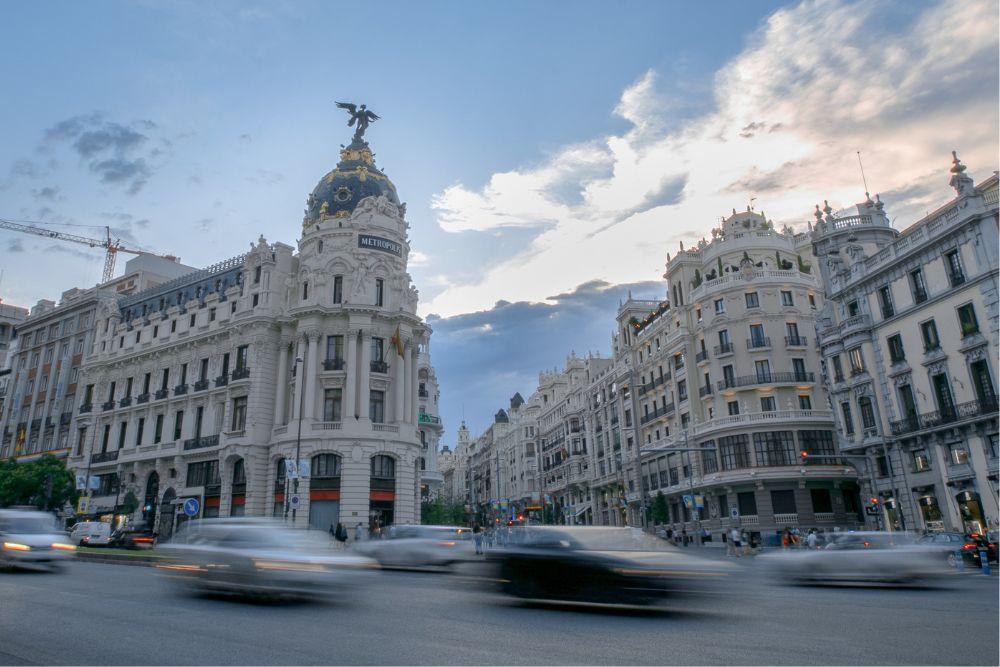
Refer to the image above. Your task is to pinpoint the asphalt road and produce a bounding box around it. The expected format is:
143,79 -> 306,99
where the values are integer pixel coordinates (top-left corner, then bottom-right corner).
0,558 -> 996,666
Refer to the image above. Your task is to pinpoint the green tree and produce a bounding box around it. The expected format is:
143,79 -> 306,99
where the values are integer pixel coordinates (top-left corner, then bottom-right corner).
121,489 -> 140,516
650,491 -> 669,524
0,455 -> 78,511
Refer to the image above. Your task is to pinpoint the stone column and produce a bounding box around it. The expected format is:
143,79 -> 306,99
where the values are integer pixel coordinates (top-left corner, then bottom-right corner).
359,331 -> 371,421
304,333 -> 320,420
402,343 -> 412,424
274,340 -> 289,424
395,347 -> 407,423
410,342 -> 420,424
292,336 -> 305,420
344,330 -> 357,420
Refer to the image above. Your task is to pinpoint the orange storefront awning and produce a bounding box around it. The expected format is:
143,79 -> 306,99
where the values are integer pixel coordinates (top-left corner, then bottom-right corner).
369,490 -> 395,502
310,489 -> 341,501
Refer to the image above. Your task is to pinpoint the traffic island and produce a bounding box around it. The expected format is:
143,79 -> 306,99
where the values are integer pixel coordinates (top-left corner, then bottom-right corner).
75,547 -> 170,567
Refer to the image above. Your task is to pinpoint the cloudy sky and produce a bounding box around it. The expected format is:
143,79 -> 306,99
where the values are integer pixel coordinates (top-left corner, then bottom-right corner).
1,0 -> 997,440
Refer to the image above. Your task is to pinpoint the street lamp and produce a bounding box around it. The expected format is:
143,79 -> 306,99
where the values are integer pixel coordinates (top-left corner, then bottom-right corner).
291,355 -> 305,524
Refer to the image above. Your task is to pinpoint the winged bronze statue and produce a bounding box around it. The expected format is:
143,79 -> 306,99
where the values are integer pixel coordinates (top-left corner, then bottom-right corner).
336,101 -> 380,142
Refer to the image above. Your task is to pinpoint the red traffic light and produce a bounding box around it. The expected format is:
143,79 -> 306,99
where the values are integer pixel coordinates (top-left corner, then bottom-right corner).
800,451 -> 808,460
870,497 -> 879,505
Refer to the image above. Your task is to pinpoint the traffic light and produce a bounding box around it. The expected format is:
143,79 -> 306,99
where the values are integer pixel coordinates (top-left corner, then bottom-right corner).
800,451 -> 809,462
870,497 -> 879,505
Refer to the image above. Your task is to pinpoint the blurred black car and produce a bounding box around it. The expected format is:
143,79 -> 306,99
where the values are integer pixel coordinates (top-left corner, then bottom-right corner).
917,532 -> 998,567
109,527 -> 157,550
488,526 -> 731,607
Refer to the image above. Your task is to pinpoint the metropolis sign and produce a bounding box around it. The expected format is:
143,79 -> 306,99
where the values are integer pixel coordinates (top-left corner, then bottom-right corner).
358,234 -> 402,256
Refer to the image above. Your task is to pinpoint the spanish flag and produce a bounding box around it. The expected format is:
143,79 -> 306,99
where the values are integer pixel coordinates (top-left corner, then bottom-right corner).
390,324 -> 404,357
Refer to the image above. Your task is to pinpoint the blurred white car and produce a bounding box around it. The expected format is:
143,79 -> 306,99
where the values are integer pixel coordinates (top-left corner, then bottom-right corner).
354,525 -> 475,569
0,509 -> 76,570
759,531 -> 946,585
157,518 -> 377,598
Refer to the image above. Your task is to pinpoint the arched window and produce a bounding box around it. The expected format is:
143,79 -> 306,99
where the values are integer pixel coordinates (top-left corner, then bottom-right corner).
312,453 -> 342,478
371,454 -> 395,479
858,397 -> 877,430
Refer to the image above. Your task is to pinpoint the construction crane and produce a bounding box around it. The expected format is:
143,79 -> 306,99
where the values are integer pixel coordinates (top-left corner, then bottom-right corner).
0,218 -> 178,283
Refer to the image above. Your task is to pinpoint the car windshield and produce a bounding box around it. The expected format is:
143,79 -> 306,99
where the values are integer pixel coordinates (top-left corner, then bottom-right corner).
0,516 -> 58,534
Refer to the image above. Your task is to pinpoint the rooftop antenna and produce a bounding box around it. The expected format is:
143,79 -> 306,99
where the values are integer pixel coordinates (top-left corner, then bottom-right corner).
856,151 -> 870,196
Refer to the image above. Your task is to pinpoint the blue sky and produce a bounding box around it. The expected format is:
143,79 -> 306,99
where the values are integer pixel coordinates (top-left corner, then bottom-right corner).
1,0 -> 998,440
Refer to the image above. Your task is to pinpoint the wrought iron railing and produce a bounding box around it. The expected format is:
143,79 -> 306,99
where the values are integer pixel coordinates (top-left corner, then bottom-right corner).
889,398 -> 998,436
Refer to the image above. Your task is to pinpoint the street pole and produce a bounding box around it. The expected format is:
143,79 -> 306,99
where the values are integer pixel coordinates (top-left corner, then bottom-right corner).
292,356 -> 305,525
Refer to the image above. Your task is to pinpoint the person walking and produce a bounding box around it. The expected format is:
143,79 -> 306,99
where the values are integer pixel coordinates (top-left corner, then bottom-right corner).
335,522 -> 348,546
354,522 -> 365,542
473,524 -> 484,555
806,529 -> 818,550
729,526 -> 742,557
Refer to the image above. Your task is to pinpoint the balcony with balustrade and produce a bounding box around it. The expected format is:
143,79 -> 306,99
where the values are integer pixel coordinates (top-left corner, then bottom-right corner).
716,372 -> 815,391
889,398 -> 998,436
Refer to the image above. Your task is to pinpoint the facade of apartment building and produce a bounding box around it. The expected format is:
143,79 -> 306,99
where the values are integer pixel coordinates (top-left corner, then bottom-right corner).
0,256 -> 193,464
812,154 -> 998,535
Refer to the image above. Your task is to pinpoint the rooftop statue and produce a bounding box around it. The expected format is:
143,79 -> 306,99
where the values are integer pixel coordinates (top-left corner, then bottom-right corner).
335,101 -> 380,142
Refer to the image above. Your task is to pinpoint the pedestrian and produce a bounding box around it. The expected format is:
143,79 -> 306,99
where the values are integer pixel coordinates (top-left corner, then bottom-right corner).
681,527 -> 688,547
473,524 -> 484,555
730,526 -> 742,557
329,523 -> 336,539
806,529 -> 818,550
335,522 -> 347,544
354,522 -> 364,542
741,529 -> 751,555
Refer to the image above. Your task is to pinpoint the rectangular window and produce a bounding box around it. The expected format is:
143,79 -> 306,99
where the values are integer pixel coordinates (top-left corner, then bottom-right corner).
174,411 -> 184,440
755,359 -> 771,383
135,418 -> 145,447
780,290 -> 793,307
117,422 -> 127,449
714,298 -> 725,314
859,398 -> 877,430
811,489 -> 833,514
254,266 -> 261,284
727,400 -> 739,416
231,397 -> 247,431
920,320 -> 940,351
799,430 -> 836,458
792,358 -> 807,380
910,268 -> 928,303
847,300 -> 859,317
745,292 -> 759,308
186,460 -> 220,488
194,406 -> 204,438
876,455 -> 889,477
949,442 -> 969,466
333,276 -> 343,304
912,448 -> 931,472
957,303 -> 979,337
798,394 -> 812,410
154,414 -> 163,444
302,282 -> 309,300
199,358 -> 209,382
848,347 -> 865,375
180,363 -> 188,385
760,396 -> 776,412
877,285 -> 895,319
142,372 -> 151,394
831,356 -> 844,383
771,489 -> 797,514
887,334 -> 905,364
674,353 -> 684,370
75,427 -> 87,456
326,335 -> 344,363
754,431 -> 795,466
189,314 -> 196,328
375,278 -> 384,307
101,424 -> 111,452
719,434 -> 751,470
737,491 -> 757,516
369,390 -> 385,423
371,337 -> 384,363
209,308 -> 216,322
677,379 -> 687,402
235,345 -> 249,372
841,402 -> 855,435
323,388 -> 342,422
749,323 -> 766,347
945,250 -> 965,286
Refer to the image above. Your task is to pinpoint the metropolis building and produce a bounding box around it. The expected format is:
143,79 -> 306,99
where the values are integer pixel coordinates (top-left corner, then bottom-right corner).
67,125 -> 441,535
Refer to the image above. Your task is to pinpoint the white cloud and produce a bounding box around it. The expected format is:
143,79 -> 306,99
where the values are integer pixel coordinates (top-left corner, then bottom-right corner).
423,0 -> 999,318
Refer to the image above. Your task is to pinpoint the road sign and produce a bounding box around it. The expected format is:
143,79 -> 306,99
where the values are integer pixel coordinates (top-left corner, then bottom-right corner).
694,494 -> 705,510
285,459 -> 299,480
683,495 -> 694,509
182,497 -> 200,517
77,497 -> 91,514
297,459 -> 310,479
75,474 -> 87,491
730,505 -> 739,521
290,495 -> 300,510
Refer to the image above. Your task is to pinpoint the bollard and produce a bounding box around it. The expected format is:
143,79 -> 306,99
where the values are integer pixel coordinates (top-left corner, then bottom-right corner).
979,551 -> 990,576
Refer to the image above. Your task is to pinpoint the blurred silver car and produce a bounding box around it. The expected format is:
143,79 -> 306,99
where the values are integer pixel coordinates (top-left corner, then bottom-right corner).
760,531 -> 946,585
157,518 -> 377,598
0,509 -> 76,570
354,525 -> 475,569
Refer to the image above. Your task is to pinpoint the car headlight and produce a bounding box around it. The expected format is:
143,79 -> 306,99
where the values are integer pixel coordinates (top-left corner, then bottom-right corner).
252,559 -> 328,573
3,542 -> 31,552
51,543 -> 77,551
